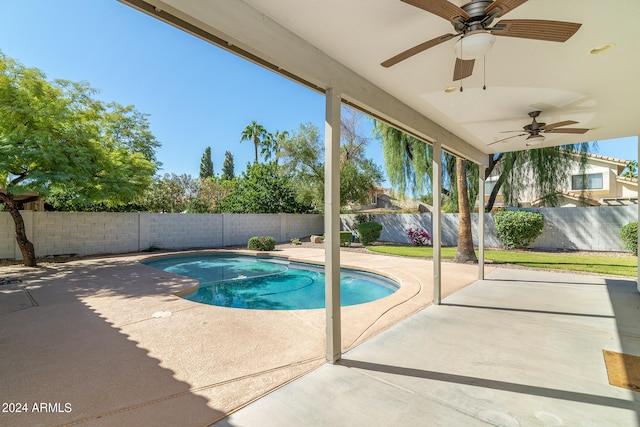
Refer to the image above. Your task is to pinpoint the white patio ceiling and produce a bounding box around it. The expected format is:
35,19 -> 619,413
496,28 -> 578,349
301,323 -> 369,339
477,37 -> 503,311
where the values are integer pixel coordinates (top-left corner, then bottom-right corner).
121,0 -> 639,164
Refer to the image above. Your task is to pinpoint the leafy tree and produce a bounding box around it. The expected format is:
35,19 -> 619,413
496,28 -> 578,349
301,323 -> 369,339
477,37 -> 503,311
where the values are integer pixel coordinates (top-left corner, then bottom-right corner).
280,122 -> 325,209
622,160 -> 638,179
139,174 -> 199,213
216,162 -> 313,213
200,146 -> 214,178
0,52 -> 159,266
222,150 -> 235,180
240,121 -> 268,164
375,120 -> 593,263
280,118 -> 382,211
485,145 -> 591,211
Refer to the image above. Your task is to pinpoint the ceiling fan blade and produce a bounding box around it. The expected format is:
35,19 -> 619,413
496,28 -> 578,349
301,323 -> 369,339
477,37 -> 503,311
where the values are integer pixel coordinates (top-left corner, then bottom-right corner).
491,19 -> 582,42
401,0 -> 470,23
485,0 -> 528,18
453,58 -> 474,81
546,128 -> 590,134
488,133 -> 527,146
381,33 -> 455,67
541,120 -> 578,130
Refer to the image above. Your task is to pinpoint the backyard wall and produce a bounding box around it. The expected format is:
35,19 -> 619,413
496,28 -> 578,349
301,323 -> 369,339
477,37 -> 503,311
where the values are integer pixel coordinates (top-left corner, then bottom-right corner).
341,205 -> 638,252
1,206 -> 636,260
0,212 -> 323,260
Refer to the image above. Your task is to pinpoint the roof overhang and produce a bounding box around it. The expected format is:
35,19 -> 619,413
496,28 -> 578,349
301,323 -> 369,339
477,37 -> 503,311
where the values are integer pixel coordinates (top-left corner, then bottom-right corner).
119,0 -> 640,166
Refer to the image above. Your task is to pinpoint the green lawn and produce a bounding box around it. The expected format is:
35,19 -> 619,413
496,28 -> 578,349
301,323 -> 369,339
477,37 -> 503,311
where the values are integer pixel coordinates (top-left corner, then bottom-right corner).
367,245 -> 638,277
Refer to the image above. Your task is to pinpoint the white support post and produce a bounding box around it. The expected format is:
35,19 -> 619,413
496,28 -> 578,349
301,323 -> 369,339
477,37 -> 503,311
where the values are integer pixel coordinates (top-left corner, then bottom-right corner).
433,140 -> 442,305
478,160 -> 486,280
324,87 -> 342,363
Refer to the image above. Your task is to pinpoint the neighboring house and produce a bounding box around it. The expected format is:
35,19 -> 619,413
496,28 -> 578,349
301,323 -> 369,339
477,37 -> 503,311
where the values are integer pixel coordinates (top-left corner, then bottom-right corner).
349,186 -> 431,213
0,189 -> 44,211
484,153 -> 638,209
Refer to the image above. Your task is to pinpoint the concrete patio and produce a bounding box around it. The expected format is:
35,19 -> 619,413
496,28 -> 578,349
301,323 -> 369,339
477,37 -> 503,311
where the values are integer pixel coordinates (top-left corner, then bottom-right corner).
0,247 -> 480,426
216,267 -> 640,426
2,247 -> 639,425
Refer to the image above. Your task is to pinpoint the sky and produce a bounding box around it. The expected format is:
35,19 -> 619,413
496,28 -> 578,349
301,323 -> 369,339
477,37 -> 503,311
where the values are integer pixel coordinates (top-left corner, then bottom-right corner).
0,0 -> 637,183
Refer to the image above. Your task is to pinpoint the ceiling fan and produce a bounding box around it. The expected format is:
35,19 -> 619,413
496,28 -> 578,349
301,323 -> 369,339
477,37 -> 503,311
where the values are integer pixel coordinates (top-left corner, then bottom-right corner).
488,111 -> 590,146
382,0 -> 582,81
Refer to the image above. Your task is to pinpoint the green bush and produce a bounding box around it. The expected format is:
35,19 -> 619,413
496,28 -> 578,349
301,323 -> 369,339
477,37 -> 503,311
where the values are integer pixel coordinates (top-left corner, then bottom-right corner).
357,222 -> 382,246
494,210 -> 544,249
247,236 -> 276,251
620,222 -> 638,255
340,231 -> 352,247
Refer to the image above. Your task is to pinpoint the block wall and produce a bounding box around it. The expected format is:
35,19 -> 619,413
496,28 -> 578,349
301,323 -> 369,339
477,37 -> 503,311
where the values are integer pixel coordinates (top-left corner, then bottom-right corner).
0,212 -> 325,260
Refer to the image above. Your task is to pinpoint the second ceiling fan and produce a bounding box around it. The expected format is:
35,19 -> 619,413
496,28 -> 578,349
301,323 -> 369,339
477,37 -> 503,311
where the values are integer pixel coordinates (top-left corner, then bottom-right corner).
382,0 -> 582,81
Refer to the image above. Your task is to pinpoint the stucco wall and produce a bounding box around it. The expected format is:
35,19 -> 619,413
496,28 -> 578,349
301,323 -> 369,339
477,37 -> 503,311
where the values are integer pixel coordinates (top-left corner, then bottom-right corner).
0,212 -> 323,260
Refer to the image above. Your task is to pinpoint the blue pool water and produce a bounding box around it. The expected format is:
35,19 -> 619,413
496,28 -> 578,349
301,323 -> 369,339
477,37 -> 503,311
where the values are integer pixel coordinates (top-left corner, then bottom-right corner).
144,254 -> 398,310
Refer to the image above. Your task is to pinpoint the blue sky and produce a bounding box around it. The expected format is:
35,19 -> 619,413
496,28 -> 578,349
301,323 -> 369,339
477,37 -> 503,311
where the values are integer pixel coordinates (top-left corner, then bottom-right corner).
1,0 -> 637,182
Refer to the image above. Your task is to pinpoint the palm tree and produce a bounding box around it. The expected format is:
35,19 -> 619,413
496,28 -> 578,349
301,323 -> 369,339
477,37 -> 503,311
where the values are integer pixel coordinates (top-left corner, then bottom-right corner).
240,121 -> 267,164
454,157 -> 477,263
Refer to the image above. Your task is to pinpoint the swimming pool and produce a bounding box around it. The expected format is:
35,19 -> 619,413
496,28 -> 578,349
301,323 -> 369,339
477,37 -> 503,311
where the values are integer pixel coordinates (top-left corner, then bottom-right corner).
144,254 -> 399,310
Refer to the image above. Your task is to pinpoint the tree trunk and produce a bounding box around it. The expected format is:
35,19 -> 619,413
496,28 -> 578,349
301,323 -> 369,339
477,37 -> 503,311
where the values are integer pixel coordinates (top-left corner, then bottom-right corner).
0,194 -> 37,267
455,158 -> 478,263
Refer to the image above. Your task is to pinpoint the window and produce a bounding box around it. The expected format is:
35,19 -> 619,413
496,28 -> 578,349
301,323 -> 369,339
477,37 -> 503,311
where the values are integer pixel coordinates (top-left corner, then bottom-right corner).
485,180 -> 498,193
571,173 -> 603,190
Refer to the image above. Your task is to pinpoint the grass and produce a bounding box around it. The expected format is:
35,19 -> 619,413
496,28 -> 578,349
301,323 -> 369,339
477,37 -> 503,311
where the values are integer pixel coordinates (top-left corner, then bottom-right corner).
367,245 -> 637,277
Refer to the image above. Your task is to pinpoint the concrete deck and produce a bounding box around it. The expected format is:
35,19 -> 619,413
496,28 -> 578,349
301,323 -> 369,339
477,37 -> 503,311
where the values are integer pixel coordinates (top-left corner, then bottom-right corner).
215,268 -> 640,426
0,247 -> 482,426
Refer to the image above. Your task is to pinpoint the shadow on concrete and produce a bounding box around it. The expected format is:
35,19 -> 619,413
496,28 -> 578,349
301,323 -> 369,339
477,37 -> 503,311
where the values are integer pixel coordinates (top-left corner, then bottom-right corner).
339,359 -> 639,411
443,302 -> 615,319
605,277 -> 640,423
0,258 -> 223,425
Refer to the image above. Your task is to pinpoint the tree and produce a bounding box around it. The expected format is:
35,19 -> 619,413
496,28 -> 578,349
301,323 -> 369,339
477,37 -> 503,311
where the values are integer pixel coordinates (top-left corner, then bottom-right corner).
216,162 -> 313,213
200,146 -> 213,178
622,160 -> 638,179
139,174 -> 199,213
375,121 -> 594,260
279,120 -> 382,211
261,130 -> 289,166
0,52 -> 159,266
222,150 -> 235,180
454,157 -> 478,263
484,144 -> 592,211
240,121 -> 268,164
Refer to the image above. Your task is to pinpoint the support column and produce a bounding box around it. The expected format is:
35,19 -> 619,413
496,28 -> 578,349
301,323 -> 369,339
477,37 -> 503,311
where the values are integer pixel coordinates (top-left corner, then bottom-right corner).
324,87 -> 342,363
478,160 -> 486,280
433,140 -> 442,304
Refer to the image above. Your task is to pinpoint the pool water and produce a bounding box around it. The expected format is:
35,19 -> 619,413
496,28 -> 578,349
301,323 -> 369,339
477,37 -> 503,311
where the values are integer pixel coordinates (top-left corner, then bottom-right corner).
144,254 -> 398,310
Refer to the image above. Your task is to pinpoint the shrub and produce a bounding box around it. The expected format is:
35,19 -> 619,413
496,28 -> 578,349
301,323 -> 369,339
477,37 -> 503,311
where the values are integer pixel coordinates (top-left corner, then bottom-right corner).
247,236 -> 276,251
494,210 -> 544,249
406,227 -> 431,246
620,222 -> 638,255
340,231 -> 352,247
357,222 -> 382,246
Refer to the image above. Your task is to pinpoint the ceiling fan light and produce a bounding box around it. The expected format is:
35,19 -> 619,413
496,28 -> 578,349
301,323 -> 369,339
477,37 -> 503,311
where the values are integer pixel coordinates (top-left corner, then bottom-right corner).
453,31 -> 495,60
526,134 -> 545,146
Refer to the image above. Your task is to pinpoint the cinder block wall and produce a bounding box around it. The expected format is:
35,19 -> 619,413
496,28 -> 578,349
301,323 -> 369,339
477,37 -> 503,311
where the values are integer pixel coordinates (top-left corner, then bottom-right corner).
0,212 -> 324,260
341,205 -> 637,251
